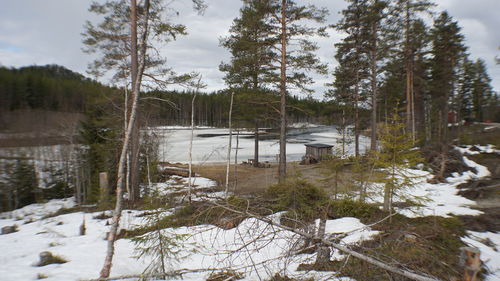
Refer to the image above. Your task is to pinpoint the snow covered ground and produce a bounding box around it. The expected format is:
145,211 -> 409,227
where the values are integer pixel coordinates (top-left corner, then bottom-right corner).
152,125 -> 370,164
1,145 -> 499,281
0,198 -> 376,281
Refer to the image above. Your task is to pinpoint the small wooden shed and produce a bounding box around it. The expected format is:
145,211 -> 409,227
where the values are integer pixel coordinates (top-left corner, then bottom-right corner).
304,143 -> 333,161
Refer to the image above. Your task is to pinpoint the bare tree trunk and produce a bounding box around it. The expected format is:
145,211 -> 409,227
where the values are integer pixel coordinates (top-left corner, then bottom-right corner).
341,109 -> 346,156
129,5 -> 141,204
370,23 -> 378,152
124,87 -> 130,197
129,114 -> 140,203
188,91 -> 197,203
225,92 -> 234,196
278,0 -> 287,182
253,122 -> 259,168
99,0 -> 150,277
234,128 -> 239,191
315,217 -> 331,265
354,73 -> 360,157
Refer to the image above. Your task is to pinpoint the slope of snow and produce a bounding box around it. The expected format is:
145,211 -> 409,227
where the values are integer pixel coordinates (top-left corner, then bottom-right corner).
0,200 -> 377,281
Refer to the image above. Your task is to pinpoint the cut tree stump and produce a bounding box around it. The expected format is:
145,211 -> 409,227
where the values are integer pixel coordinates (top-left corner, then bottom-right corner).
460,246 -> 481,281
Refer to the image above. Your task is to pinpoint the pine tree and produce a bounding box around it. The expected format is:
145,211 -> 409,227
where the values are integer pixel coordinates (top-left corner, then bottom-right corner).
370,109 -> 423,212
220,0 -> 278,167
366,0 -> 392,151
330,0 -> 370,157
429,11 -> 465,145
428,12 -> 466,180
83,0 -> 205,277
455,57 -> 474,121
264,0 -> 328,180
393,0 -> 435,136
83,0 -> 201,204
471,58 -> 493,122
132,210 -> 187,280
3,159 -> 38,210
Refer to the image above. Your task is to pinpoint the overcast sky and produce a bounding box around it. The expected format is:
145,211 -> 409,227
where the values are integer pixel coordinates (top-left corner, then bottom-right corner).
1,0 -> 499,99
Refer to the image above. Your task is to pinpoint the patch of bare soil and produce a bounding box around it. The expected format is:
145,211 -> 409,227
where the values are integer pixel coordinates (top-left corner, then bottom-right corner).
458,153 -> 500,232
189,161 -> 353,196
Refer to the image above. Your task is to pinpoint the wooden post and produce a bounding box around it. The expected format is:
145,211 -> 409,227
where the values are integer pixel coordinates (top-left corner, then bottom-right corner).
460,246 -> 481,281
99,172 -> 109,205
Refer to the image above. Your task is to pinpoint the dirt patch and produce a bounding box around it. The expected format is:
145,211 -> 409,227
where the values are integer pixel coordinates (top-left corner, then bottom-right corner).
459,208 -> 500,232
422,147 -> 474,179
191,161 -> 355,196
457,153 -> 500,232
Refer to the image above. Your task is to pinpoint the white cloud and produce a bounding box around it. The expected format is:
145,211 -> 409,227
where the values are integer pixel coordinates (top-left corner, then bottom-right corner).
0,0 -> 498,95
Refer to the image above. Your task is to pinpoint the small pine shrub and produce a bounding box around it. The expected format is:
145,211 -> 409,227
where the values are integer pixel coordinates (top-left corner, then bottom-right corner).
265,178 -> 329,221
328,199 -> 379,219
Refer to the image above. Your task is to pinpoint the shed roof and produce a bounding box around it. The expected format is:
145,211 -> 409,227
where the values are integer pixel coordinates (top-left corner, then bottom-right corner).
304,143 -> 333,148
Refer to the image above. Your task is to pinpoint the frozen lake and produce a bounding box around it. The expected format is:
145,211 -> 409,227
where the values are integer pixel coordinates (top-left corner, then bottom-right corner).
153,125 -> 370,164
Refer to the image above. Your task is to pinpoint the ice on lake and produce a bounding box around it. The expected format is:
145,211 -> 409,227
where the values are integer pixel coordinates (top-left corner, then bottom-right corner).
151,125 -> 370,164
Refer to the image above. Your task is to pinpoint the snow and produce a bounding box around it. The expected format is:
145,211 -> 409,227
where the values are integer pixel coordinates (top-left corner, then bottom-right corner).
0,197 -> 76,221
0,199 -> 378,281
288,122 -> 321,129
149,175 -> 218,197
455,144 -> 500,155
395,161 -> 488,218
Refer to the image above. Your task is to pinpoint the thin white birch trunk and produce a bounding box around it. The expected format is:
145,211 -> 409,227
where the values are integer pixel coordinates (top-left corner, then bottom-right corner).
234,128 -> 239,192
188,91 -> 197,203
225,92 -> 234,196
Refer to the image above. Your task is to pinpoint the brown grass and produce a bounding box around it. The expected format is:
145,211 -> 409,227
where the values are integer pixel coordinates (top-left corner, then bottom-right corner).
187,161 -> 357,196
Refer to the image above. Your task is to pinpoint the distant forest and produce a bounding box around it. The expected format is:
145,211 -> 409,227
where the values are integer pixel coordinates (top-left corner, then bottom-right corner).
0,65 -> 333,130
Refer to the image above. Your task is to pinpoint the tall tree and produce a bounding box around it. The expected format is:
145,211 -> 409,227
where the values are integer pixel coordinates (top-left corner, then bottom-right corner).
366,0 -> 391,151
272,0 -> 328,180
82,0 -> 204,277
330,0 -> 370,156
429,11 -> 465,144
83,0 -> 202,203
428,11 -> 465,179
471,58 -> 493,122
455,56 -> 475,121
393,0 -> 434,137
220,0 -> 278,167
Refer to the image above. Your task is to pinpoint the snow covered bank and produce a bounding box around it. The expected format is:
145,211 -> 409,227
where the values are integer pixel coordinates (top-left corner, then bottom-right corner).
396,156 -> 490,218
0,198 -> 378,281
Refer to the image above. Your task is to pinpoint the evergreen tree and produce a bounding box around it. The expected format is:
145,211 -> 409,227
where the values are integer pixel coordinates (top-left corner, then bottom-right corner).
455,57 -> 475,121
220,0 -> 278,167
269,0 -> 328,180
471,58 -> 493,122
392,0 -> 435,135
2,159 -> 39,210
83,0 -> 201,204
428,12 -> 465,145
365,0 -> 392,151
370,109 -> 423,212
329,0 -> 370,157
132,210 -> 187,280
